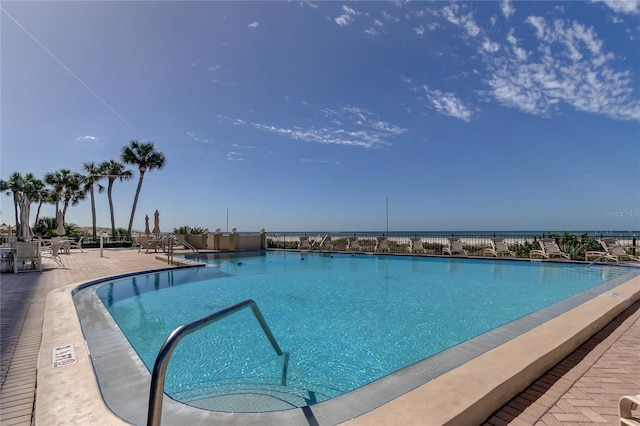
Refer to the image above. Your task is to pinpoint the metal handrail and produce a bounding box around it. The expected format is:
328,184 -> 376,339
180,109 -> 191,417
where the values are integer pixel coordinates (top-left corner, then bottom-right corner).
167,235 -> 198,265
147,299 -> 289,426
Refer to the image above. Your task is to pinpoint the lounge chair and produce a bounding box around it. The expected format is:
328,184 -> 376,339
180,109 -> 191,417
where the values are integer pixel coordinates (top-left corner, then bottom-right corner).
484,238 -> 516,257
443,237 -> 468,256
299,236 -> 311,250
347,237 -> 361,252
375,236 -> 390,253
41,240 -> 65,268
67,236 -> 84,252
320,235 -> 333,251
619,394 -> 640,426
409,237 -> 426,254
13,241 -> 42,273
586,238 -> 640,263
530,238 -> 570,260
138,235 -> 151,252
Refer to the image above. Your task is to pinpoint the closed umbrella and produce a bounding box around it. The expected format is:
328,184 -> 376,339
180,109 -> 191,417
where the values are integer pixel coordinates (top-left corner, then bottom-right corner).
18,194 -> 32,240
152,209 -> 161,235
56,209 -> 66,236
144,215 -> 151,236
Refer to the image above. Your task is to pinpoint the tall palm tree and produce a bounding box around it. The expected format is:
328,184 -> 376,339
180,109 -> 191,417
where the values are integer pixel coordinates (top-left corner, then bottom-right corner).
61,172 -> 83,222
100,160 -> 133,238
20,173 -> 44,232
44,169 -> 74,218
0,171 -> 25,228
121,140 -> 166,237
80,162 -> 106,240
33,187 -> 55,227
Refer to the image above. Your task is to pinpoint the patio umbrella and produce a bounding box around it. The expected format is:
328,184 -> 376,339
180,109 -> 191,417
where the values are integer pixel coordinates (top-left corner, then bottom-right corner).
152,209 -> 161,235
56,209 -> 66,236
18,194 -> 33,240
144,215 -> 151,236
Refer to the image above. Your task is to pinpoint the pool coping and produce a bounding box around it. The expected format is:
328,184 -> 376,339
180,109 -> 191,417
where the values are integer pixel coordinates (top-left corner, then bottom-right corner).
35,261 -> 640,426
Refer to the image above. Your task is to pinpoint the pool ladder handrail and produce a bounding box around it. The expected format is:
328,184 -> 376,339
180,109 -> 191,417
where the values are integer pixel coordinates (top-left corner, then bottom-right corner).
147,299 -> 289,426
167,235 -> 198,265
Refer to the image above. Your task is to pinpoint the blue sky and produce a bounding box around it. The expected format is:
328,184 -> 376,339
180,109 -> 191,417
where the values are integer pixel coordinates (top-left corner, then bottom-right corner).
1,1 -> 639,233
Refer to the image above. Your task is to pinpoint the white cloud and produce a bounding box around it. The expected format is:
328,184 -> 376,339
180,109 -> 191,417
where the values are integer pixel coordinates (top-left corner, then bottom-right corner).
482,38 -> 501,53
481,16 -> 640,120
76,135 -> 98,142
596,0 -> 640,14
248,21 -> 259,29
440,4 -> 481,37
335,4 -> 361,26
220,106 -> 406,149
419,86 -> 474,122
335,14 -> 352,26
415,25 -> 425,36
501,0 -> 515,18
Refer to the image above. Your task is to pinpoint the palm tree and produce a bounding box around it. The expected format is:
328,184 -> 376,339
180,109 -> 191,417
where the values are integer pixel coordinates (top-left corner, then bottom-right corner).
0,171 -> 25,228
44,169 -> 74,218
21,173 -> 44,232
121,140 -> 166,237
100,160 -> 133,238
33,187 -> 55,227
80,162 -> 106,240
61,172 -> 83,222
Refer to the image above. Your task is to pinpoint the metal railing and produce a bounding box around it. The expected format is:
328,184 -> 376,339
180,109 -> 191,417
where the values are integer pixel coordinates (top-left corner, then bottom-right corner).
146,299 -> 289,426
167,234 -> 199,264
266,231 -> 638,261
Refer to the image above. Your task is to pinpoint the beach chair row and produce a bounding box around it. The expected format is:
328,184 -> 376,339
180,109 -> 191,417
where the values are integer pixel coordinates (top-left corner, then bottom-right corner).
295,235 -> 639,263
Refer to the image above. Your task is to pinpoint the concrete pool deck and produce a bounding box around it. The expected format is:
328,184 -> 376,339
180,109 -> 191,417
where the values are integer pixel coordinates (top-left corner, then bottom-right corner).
0,248 -> 638,425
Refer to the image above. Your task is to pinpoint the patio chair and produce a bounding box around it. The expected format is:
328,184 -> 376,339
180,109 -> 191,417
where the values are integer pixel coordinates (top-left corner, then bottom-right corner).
320,235 -> 333,251
619,394 -> 640,426
484,238 -> 516,257
13,241 -> 42,273
375,236 -> 390,253
299,236 -> 311,250
409,237 -> 426,254
586,238 -> 640,263
347,237 -> 361,252
138,235 -> 151,252
443,237 -> 468,256
67,236 -> 84,252
41,240 -> 65,268
530,238 -> 570,260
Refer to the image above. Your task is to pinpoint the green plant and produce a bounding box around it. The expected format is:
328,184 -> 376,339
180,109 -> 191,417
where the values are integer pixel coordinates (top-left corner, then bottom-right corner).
173,225 -> 207,235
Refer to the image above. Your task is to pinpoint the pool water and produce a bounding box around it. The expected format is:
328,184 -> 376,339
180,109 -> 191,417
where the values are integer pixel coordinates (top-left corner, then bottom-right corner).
96,251 -> 626,412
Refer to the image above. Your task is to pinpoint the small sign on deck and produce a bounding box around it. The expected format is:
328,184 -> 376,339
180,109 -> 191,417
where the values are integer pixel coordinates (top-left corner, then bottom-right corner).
52,344 -> 77,368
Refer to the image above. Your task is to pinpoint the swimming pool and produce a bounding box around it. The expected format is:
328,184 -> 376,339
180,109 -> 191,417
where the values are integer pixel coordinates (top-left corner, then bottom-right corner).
75,250 -> 636,424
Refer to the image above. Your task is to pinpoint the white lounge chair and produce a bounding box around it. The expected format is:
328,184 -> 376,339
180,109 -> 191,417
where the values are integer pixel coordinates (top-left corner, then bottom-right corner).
586,238 -> 639,263
443,237 -> 468,256
619,394 -> 640,426
375,236 -> 390,253
347,237 -> 361,252
41,240 -> 65,268
530,238 -> 570,260
67,236 -> 84,252
409,237 -> 426,254
13,241 -> 42,273
320,235 -> 333,251
299,236 -> 311,250
484,238 -> 516,257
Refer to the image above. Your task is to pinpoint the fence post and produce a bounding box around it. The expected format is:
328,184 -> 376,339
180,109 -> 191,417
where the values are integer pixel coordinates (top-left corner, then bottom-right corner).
633,235 -> 637,256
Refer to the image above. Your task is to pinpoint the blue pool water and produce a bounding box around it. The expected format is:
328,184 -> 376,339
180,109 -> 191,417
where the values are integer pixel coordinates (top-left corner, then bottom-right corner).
96,251 -> 627,412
